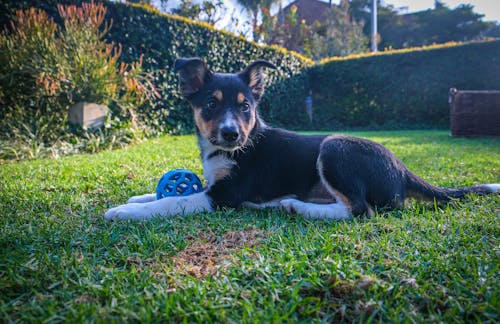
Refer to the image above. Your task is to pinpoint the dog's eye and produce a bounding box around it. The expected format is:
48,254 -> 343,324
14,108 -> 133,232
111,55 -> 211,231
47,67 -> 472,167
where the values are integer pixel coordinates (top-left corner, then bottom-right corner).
241,101 -> 251,112
206,98 -> 217,110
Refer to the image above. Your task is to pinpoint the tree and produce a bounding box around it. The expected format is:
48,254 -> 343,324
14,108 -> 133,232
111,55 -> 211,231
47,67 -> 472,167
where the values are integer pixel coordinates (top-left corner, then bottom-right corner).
258,0 -> 368,59
311,0 -> 368,59
171,0 -> 226,26
235,0 -> 277,41
425,2 -> 487,43
261,4 -> 313,55
349,0 -> 490,49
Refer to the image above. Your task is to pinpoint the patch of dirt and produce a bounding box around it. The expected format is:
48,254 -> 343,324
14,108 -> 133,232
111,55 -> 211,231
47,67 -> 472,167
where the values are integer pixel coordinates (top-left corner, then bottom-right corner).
171,228 -> 266,278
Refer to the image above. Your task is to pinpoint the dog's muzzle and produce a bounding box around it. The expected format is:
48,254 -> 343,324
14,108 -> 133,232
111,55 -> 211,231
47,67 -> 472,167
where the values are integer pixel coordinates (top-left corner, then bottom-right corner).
215,126 -> 246,150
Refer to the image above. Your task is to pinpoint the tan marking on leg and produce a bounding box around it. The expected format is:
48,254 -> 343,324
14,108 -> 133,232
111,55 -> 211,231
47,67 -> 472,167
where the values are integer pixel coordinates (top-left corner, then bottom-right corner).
213,90 -> 223,102
325,186 -> 351,208
305,181 -> 336,204
237,92 -> 245,105
316,158 -> 352,211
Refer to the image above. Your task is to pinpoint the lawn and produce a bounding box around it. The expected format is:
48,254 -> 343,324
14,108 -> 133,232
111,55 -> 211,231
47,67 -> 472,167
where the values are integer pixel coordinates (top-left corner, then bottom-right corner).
0,130 -> 499,322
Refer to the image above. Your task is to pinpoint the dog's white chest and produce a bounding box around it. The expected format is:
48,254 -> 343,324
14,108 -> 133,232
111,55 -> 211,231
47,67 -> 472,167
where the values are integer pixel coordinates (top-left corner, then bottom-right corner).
202,154 -> 236,186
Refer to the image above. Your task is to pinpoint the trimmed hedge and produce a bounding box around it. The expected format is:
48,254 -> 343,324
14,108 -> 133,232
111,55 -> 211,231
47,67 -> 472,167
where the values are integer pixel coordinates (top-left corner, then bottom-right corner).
2,2 -> 499,132
303,40 -> 500,130
0,0 -> 311,135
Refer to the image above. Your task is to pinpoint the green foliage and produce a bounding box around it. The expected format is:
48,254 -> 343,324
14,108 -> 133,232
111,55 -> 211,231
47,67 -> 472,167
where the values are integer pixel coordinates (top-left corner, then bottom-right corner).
235,0 -> 277,41
1,1 -> 498,139
302,40 -> 500,130
0,0 -> 309,141
171,0 -> 226,25
98,0 -> 309,135
0,8 -> 63,127
260,0 -> 490,59
261,3 -> 313,56
349,0 -> 491,50
260,1 -> 368,60
1,131 -> 499,321
0,105 -> 139,161
0,2 -> 151,158
386,3 -> 487,49
310,0 -> 368,59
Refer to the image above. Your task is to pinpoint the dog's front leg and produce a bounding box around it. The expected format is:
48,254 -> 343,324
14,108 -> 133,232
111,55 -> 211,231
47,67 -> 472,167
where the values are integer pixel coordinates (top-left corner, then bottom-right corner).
104,192 -> 213,221
280,199 -> 351,220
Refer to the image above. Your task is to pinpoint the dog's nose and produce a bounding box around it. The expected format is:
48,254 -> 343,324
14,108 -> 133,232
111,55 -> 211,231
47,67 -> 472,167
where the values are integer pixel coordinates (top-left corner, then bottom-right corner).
220,127 -> 239,142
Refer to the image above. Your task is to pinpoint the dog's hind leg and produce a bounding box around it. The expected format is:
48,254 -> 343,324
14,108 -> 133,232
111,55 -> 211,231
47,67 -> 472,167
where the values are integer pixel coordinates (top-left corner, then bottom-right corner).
317,136 -> 408,217
317,159 -> 375,217
280,198 -> 351,220
127,193 -> 157,203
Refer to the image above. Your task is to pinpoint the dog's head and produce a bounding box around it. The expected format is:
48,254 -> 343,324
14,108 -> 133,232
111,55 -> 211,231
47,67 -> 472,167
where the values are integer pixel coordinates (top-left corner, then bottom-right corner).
174,57 -> 276,151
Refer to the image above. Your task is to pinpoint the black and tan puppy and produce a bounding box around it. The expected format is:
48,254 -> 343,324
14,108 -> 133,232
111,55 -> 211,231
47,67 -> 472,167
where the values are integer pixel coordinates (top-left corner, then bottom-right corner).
105,58 -> 499,221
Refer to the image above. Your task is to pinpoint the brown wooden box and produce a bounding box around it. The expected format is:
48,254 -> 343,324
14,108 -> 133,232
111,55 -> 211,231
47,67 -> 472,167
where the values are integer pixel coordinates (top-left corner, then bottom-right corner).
449,88 -> 500,137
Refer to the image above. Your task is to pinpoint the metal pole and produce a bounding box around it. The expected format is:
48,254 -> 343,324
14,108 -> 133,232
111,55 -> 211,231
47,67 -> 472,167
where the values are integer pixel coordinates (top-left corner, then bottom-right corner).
371,0 -> 378,52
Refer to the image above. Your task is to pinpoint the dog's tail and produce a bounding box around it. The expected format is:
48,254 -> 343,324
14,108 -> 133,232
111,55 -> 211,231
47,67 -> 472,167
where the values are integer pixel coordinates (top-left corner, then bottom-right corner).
405,170 -> 499,201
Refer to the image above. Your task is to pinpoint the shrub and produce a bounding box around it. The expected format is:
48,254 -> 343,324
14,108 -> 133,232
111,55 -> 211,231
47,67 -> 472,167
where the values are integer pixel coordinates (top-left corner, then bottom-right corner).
0,2 -> 154,159
305,40 -> 500,130
0,8 -> 63,142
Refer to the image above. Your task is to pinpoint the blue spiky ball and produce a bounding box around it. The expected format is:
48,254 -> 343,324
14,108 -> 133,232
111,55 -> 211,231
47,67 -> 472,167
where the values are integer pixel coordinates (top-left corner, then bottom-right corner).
156,169 -> 203,199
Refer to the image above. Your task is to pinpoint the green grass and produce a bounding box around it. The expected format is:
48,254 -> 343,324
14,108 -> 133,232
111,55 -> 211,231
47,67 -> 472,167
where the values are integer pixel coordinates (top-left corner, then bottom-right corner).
1,130 -> 499,322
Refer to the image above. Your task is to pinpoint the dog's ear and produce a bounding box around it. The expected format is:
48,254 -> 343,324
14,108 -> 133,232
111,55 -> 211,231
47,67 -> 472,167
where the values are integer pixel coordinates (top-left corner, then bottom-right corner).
173,57 -> 212,97
238,60 -> 276,101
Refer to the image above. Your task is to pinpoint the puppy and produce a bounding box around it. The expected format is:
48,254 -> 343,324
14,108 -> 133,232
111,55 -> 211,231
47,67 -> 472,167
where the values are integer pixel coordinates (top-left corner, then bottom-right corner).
105,58 -> 499,221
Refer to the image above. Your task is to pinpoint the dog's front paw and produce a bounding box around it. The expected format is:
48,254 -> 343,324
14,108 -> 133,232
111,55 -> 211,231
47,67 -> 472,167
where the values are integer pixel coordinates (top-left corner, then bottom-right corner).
105,203 -> 154,221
